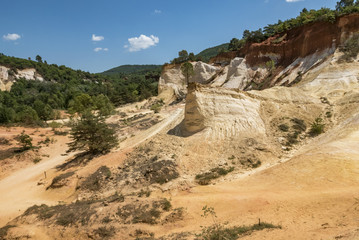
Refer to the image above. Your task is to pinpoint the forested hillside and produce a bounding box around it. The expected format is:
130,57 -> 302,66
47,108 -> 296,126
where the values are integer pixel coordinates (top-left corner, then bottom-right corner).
0,54 -> 159,125
101,64 -> 161,76
195,43 -> 229,62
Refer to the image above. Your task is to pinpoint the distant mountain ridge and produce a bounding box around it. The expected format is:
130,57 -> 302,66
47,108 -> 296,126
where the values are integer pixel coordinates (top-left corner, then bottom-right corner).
195,43 -> 229,62
101,65 -> 162,75
101,43 -> 230,76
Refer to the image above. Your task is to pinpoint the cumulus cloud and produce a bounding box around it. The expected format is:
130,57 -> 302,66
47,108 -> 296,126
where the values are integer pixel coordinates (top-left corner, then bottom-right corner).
125,34 -> 159,52
94,47 -> 108,52
3,33 -> 21,41
92,34 -> 104,41
154,9 -> 161,14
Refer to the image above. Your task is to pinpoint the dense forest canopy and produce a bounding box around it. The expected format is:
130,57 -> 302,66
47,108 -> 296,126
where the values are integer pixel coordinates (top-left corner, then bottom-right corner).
101,65 -> 161,76
0,54 -> 159,125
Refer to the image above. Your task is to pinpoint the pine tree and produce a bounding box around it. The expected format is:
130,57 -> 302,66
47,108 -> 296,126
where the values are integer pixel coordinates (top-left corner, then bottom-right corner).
67,111 -> 118,154
181,62 -> 194,84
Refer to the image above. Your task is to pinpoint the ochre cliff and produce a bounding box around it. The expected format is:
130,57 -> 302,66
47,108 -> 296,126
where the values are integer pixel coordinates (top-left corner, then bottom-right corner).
159,14 -> 359,98
212,14 -> 359,67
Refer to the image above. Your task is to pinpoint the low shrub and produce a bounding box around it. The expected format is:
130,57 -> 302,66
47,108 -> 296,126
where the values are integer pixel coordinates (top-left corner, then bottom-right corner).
94,226 -> 115,239
309,117 -> 325,136
0,225 -> 16,239
196,206 -> 281,240
195,167 -> 234,185
0,137 -> 10,145
278,124 -> 289,132
81,166 -> 111,191
339,33 -> 359,62
33,156 -> 42,164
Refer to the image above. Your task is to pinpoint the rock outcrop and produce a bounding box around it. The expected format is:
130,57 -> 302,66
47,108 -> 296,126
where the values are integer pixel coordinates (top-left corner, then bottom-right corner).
158,62 -> 220,101
0,66 -> 44,91
159,14 -> 359,101
183,82 -> 322,139
184,83 -> 265,137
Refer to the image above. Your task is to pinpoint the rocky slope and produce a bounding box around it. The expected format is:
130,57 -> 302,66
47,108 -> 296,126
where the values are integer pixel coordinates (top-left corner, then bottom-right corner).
159,14 -> 359,100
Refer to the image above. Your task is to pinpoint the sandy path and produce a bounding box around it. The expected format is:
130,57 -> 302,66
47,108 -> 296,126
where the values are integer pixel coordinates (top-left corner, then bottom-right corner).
0,138 -> 74,227
0,106 -> 185,227
120,105 -> 184,149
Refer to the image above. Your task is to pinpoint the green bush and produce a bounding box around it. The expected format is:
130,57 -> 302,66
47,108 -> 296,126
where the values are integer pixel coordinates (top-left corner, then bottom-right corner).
339,32 -> 359,62
196,167 -> 235,185
150,103 -> 162,113
309,117 -> 325,136
16,131 -> 33,151
196,206 -> 281,240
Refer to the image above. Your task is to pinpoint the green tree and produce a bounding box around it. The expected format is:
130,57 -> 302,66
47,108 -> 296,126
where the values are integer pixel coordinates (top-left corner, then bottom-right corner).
181,62 -> 194,84
68,93 -> 94,115
0,105 -> 16,123
17,131 -> 33,151
33,99 -> 54,121
92,94 -> 114,116
67,111 -> 118,154
188,52 -> 195,61
178,50 -> 189,62
336,0 -> 355,11
242,30 -> 251,40
35,55 -> 43,63
16,106 -> 39,125
228,38 -> 244,51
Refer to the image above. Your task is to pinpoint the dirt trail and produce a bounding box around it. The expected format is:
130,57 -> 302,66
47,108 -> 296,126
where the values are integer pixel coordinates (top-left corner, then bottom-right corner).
120,105 -> 184,149
0,138 -> 74,227
0,105 -> 185,228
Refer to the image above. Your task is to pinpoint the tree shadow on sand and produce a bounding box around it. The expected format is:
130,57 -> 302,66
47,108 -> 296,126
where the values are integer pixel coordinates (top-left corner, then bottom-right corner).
56,152 -> 97,171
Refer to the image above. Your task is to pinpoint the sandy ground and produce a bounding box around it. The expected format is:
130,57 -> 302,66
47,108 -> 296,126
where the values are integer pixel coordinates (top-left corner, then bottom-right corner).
0,103 -> 185,228
2,104 -> 359,239
157,127 -> 359,239
0,128 -> 73,227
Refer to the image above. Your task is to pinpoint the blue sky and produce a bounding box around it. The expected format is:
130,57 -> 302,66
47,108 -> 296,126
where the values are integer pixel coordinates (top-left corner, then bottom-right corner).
1,0 -> 337,73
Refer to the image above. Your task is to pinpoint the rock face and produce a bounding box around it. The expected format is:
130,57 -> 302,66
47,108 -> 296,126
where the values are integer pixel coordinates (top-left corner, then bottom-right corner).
0,66 -> 44,91
0,66 -> 11,91
221,58 -> 268,90
158,62 -> 220,100
183,82 -> 322,138
211,14 -> 359,68
184,83 -> 266,138
191,61 -> 219,84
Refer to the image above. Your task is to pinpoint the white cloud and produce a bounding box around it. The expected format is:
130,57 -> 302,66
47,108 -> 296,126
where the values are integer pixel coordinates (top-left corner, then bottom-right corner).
92,34 -> 104,41
125,34 -> 159,52
94,47 -> 109,52
154,9 -> 161,14
285,0 -> 303,2
3,33 -> 21,41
